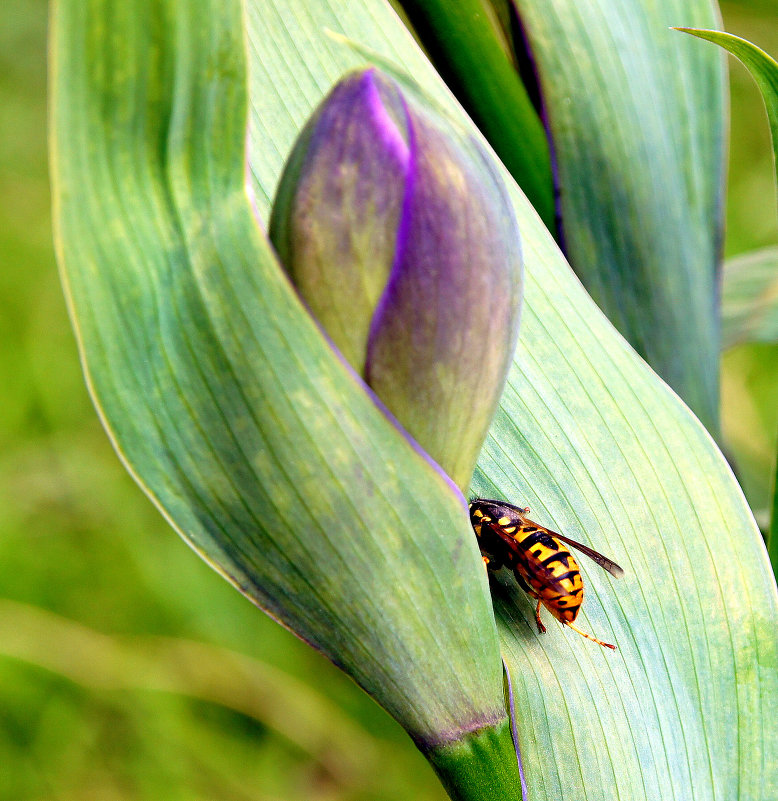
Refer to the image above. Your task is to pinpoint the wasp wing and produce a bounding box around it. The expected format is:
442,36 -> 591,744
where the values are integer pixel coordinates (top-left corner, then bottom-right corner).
513,514 -> 624,579
550,532 -> 624,578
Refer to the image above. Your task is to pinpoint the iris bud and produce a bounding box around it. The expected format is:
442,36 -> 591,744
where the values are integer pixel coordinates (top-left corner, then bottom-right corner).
270,68 -> 522,490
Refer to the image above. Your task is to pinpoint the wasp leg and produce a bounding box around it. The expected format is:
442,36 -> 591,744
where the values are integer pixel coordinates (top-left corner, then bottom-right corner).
512,567 -> 531,593
534,601 -> 546,634
565,621 -> 616,650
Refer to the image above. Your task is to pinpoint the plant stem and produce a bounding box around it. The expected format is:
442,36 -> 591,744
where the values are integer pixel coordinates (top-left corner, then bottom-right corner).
424,719 -> 525,801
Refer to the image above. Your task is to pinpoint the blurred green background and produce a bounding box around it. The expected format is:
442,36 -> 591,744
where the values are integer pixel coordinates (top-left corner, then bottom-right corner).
0,1 -> 776,799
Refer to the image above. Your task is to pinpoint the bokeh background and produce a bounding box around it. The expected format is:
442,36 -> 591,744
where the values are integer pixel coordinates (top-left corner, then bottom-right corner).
1,2 -> 776,799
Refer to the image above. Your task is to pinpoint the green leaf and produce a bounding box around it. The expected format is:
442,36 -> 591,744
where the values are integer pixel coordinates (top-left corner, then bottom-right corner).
678,28 -> 778,193
721,247 -> 778,348
50,0 -> 511,766
394,0 -> 555,231
245,1 -> 777,799
504,0 -> 726,436
679,33 -> 778,353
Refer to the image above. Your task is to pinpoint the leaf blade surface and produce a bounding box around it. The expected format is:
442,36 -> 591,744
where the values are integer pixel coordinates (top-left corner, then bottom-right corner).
244,2 -> 776,799
509,0 -> 726,434
50,0 -> 507,750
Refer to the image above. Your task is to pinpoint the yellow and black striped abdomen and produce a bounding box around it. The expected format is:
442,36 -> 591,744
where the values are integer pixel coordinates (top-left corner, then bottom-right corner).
512,526 -> 584,623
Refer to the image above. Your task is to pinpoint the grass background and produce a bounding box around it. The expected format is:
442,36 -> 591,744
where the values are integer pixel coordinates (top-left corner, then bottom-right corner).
0,1 -> 776,798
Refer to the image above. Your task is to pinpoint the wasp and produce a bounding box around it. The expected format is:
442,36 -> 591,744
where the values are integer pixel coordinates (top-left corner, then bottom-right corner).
469,498 -> 624,650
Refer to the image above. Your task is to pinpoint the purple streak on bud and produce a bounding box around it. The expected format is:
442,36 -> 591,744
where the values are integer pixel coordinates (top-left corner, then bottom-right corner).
366,103 -> 522,491
362,70 -> 411,171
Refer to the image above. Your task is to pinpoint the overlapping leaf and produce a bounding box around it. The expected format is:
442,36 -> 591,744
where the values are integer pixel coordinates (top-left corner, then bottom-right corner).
52,0 -> 778,798
392,0 -> 726,433
245,1 -> 777,799
507,0 -> 726,436
50,0 -> 508,757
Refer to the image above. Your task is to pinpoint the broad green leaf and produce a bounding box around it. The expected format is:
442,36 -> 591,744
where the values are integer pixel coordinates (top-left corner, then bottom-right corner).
721,247 -> 778,348
245,1 -> 777,800
395,0 -> 555,231
49,0 -> 515,781
503,0 -> 726,436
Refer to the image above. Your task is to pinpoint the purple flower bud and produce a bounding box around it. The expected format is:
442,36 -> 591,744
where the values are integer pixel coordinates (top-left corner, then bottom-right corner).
270,68 -> 522,490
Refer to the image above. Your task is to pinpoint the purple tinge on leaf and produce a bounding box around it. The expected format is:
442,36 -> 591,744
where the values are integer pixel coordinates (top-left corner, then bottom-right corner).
270,68 -> 522,491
